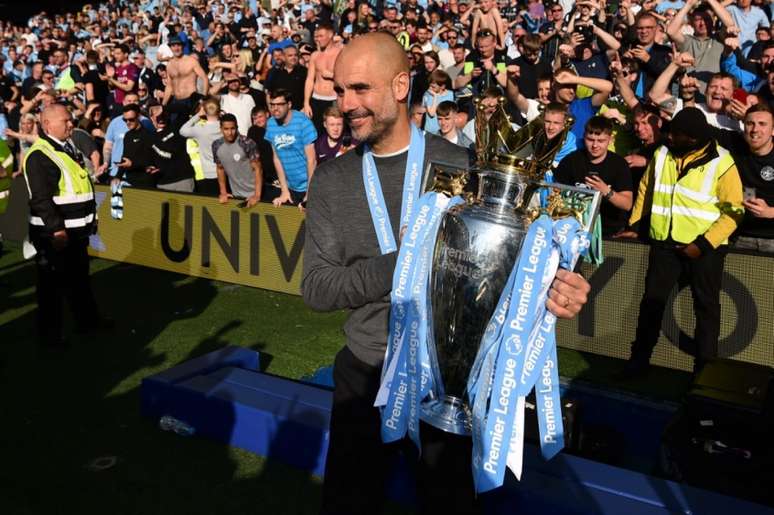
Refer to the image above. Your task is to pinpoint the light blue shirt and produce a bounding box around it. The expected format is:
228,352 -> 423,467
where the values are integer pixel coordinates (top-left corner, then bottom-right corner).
265,110 -> 317,192
655,1 -> 685,13
105,115 -> 153,177
422,90 -> 455,134
727,5 -> 770,52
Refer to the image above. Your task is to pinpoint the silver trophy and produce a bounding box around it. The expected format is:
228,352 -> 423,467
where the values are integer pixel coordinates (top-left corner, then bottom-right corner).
420,98 -> 601,435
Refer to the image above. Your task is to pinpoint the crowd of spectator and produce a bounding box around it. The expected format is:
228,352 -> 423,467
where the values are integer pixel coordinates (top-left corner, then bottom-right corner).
0,0 -> 772,250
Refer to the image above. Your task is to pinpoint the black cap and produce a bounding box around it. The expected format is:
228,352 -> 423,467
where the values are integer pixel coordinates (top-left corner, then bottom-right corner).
670,107 -> 711,141
168,36 -> 183,46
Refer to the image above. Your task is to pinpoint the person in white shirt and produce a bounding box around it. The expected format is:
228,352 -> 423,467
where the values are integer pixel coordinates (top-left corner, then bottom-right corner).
220,73 -> 256,136
179,96 -> 223,195
649,52 -> 743,132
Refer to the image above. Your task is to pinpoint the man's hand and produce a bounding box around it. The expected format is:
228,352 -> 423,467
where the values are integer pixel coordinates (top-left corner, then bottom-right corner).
569,33 -> 585,48
601,107 -> 626,124
613,229 -> 638,239
246,195 -> 260,207
218,192 -> 233,204
553,69 -> 577,86
726,98 -> 748,120
625,154 -> 647,168
506,64 -> 520,80
680,242 -> 702,259
630,45 -> 651,63
52,229 -> 68,251
116,157 -> 132,169
744,197 -> 774,218
558,44 -> 575,60
547,269 -> 590,319
679,74 -> 698,98
272,190 -> 292,207
584,174 -> 610,193
673,52 -> 695,69
724,35 -> 740,53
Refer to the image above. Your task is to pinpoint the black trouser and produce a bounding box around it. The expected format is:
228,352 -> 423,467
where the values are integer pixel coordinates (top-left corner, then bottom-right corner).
195,178 -> 220,196
310,97 -> 334,135
34,236 -> 98,344
166,93 -> 203,127
321,346 -> 477,515
630,242 -> 727,366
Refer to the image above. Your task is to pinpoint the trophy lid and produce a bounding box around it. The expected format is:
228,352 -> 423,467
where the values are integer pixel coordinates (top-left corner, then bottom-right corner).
473,96 -> 574,181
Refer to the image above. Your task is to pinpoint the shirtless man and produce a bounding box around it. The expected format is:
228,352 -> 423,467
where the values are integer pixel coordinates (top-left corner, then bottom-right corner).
471,0 -> 507,49
163,36 -> 209,119
302,22 -> 341,132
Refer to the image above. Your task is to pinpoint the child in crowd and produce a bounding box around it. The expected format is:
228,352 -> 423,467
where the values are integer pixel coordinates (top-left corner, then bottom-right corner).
422,69 -> 454,134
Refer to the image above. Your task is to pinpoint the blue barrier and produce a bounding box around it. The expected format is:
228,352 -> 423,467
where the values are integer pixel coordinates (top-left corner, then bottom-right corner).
141,348 -> 774,514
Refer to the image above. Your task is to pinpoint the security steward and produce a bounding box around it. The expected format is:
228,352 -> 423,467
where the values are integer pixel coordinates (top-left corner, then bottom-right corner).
621,107 -> 744,376
23,104 -> 108,349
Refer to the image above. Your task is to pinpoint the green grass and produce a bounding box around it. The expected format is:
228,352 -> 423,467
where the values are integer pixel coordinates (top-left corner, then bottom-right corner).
0,241 -> 691,515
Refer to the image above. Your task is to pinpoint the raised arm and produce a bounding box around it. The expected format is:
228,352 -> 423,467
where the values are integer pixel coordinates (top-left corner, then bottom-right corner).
650,51 -> 695,105
505,65 -> 531,115
555,70 -> 613,107
667,1 -> 691,47
592,24 -> 621,52
706,0 -> 737,33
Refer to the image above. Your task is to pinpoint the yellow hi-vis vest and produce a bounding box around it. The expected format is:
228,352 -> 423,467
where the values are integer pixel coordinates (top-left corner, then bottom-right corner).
23,137 -> 95,230
649,144 -> 738,245
0,138 -> 13,215
187,135 -> 204,181
55,66 -> 76,92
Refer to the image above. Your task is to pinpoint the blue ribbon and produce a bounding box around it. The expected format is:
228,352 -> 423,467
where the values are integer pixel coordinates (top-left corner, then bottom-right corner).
362,124 -> 426,255
377,192 -> 464,448
469,214 -> 591,493
471,215 -> 554,492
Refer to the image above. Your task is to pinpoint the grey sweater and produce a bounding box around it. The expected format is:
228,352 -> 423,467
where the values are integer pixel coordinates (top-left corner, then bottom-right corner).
302,133 -> 470,366
179,115 -> 222,180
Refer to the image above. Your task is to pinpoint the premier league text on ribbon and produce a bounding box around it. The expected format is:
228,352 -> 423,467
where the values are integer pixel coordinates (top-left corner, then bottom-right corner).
482,222 -> 550,476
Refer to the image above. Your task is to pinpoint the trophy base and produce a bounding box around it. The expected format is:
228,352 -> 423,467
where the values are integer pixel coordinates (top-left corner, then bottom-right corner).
420,395 -> 472,436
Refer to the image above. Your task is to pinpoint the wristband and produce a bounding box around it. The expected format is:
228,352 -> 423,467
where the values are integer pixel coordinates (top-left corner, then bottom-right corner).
604,188 -> 614,201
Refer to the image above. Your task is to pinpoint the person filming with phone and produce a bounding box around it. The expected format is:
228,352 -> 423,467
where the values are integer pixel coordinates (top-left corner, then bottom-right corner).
554,116 -> 634,236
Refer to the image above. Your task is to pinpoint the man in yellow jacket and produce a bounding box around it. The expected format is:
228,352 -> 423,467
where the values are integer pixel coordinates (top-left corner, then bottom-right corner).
622,107 -> 744,376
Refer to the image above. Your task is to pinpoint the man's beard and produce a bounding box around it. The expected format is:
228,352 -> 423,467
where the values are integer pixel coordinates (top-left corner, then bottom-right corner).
346,107 -> 398,146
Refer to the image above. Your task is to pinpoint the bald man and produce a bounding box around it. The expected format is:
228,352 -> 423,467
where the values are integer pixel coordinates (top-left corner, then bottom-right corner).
24,104 -> 109,349
302,33 -> 591,514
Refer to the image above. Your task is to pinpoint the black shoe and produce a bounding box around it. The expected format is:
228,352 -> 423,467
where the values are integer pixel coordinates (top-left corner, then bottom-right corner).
614,358 -> 651,381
